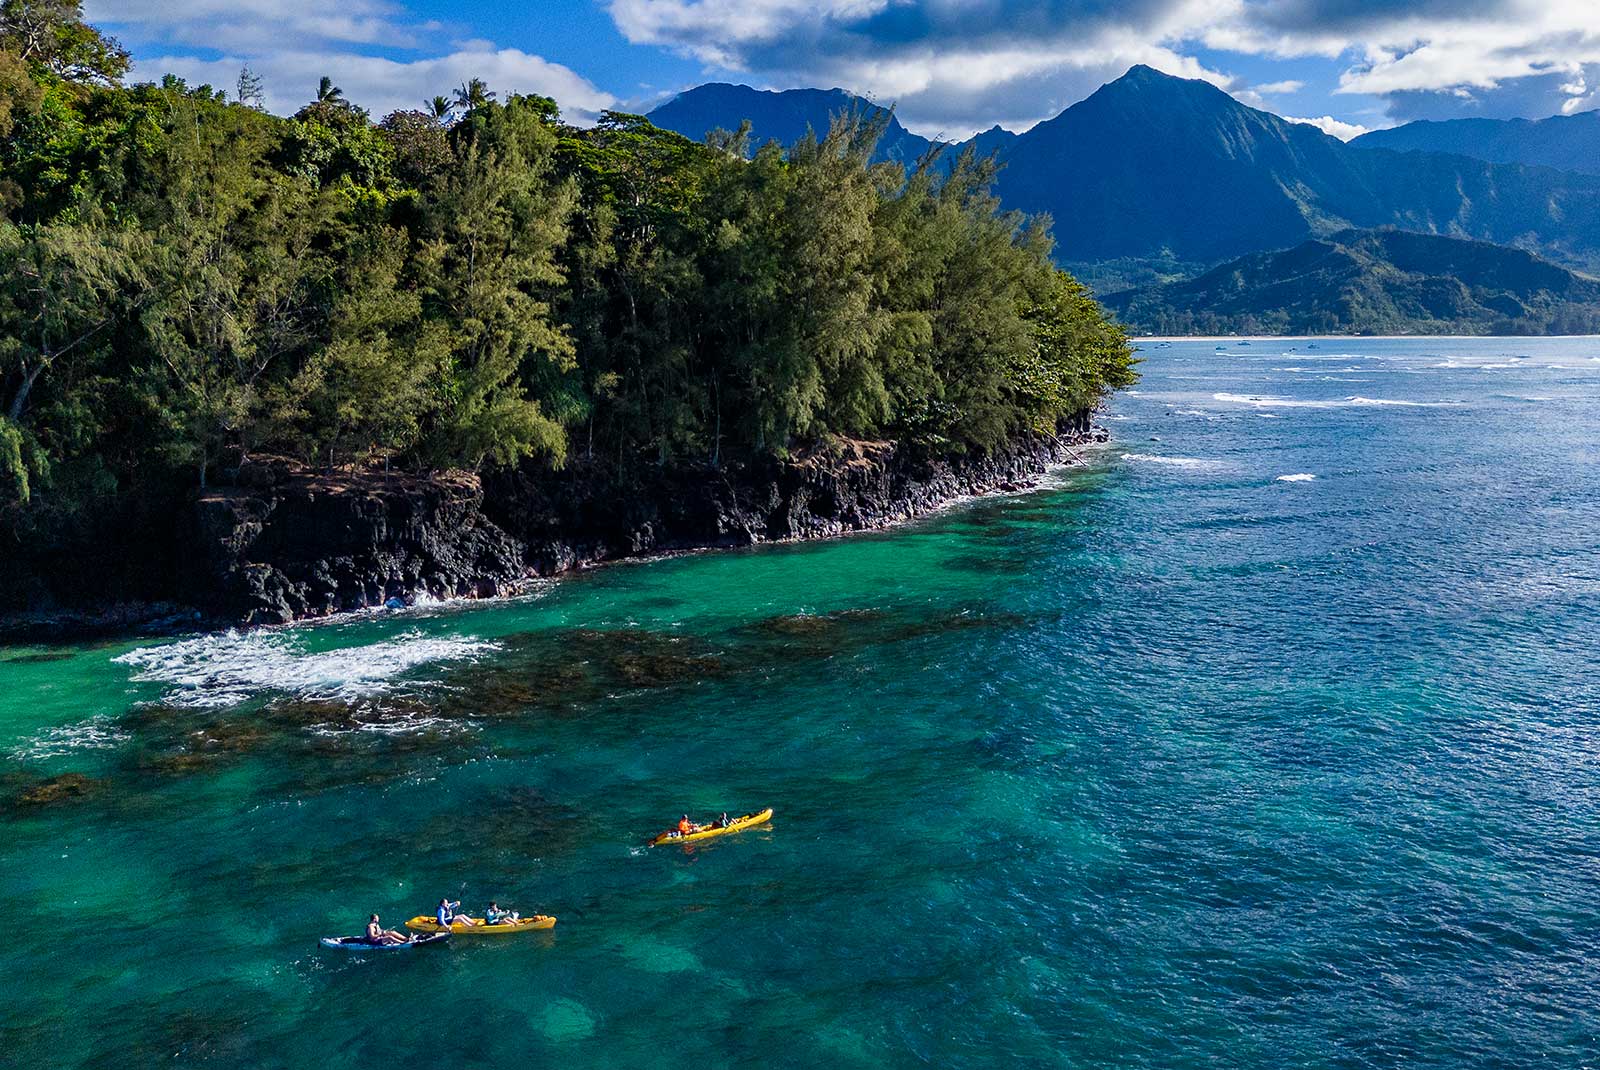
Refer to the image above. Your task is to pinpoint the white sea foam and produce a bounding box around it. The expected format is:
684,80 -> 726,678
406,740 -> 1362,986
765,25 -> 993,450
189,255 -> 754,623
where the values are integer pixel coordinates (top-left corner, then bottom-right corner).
12,717 -> 130,759
1276,366 -> 1366,374
1121,453 -> 1215,468
1276,473 -> 1316,483
113,629 -> 499,708
1213,393 -> 1453,409
305,709 -> 469,738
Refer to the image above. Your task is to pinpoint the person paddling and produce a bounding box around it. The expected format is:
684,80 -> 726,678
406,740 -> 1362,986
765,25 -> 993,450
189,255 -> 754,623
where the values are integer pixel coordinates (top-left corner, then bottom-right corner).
437,898 -> 478,928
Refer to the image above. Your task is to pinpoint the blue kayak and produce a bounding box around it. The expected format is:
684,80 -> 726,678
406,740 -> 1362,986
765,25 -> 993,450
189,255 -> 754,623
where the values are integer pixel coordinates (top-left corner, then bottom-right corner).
319,932 -> 448,951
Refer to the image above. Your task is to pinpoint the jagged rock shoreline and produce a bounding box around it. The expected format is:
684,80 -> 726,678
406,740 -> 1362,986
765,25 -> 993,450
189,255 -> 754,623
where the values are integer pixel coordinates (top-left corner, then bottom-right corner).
3,415 -> 1106,639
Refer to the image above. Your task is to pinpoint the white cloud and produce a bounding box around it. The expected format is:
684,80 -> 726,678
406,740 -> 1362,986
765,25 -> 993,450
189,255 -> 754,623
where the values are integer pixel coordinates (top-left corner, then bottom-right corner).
132,48 -> 617,124
87,0 -> 430,52
610,0 -> 1240,136
607,0 -> 1600,129
1284,114 -> 1370,140
96,0 -> 617,123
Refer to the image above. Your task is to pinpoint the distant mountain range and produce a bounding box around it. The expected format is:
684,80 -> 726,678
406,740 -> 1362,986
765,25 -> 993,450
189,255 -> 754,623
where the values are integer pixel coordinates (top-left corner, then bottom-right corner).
648,71 -> 1600,333
1352,112 -> 1600,176
1102,229 -> 1600,335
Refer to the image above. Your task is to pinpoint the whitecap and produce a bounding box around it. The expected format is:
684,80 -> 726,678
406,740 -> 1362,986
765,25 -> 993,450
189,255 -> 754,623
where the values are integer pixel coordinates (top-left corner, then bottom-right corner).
113,629 -> 499,708
1213,393 -> 1453,409
1120,453 -> 1215,468
305,710 -> 470,738
1276,473 -> 1316,483
1347,396 -> 1456,407
12,717 -> 130,759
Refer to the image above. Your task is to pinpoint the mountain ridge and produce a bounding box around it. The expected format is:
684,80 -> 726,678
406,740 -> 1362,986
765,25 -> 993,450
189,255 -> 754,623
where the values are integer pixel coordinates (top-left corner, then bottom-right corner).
648,69 -> 1600,273
1352,112 -> 1600,176
1102,228 -> 1600,335
647,82 -> 945,167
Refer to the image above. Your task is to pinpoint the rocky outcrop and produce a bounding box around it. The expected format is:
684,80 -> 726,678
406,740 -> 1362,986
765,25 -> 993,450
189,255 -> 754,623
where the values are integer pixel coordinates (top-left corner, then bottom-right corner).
184,414 -> 1105,627
191,466 -> 528,626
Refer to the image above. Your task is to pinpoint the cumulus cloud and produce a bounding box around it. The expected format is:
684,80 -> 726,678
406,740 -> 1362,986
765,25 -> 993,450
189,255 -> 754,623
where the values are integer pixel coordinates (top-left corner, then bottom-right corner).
92,0 -> 616,123
134,49 -> 617,123
610,0 -> 1242,136
608,0 -> 1600,131
1284,114 -> 1371,139
86,0 -> 431,53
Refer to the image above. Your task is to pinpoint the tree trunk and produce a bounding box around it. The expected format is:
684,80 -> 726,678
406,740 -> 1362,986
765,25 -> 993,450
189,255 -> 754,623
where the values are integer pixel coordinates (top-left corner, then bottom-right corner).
7,362 -> 44,422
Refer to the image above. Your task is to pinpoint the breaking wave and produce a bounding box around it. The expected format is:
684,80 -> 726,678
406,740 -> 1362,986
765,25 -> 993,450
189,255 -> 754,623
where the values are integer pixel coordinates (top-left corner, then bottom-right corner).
1276,473 -> 1316,483
113,629 -> 499,708
1121,453 -> 1216,469
1213,393 -> 1454,409
12,717 -> 131,759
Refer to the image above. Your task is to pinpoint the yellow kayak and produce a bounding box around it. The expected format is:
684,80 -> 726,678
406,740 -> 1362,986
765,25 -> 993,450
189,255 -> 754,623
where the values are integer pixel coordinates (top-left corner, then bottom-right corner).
405,914 -> 556,934
649,808 -> 773,847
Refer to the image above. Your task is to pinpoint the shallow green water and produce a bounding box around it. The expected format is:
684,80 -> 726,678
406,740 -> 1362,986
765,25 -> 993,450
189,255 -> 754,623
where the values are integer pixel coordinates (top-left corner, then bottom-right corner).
5,338 -> 1600,1067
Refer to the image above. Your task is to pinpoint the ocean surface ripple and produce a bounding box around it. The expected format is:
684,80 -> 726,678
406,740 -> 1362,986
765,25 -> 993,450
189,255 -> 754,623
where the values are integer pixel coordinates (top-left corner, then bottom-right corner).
3,337 -> 1600,1068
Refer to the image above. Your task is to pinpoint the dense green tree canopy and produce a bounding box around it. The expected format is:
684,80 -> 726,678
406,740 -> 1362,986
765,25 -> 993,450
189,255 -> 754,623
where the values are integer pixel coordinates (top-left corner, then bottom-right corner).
0,1 -> 1135,541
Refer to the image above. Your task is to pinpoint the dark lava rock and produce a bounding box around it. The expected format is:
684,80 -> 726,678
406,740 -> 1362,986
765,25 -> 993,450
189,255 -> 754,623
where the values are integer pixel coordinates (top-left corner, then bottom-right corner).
12,771 -> 104,807
159,412 -> 1105,629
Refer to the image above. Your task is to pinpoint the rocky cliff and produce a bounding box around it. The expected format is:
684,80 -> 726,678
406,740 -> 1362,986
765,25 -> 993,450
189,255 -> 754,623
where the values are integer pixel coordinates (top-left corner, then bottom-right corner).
192,415 -> 1103,627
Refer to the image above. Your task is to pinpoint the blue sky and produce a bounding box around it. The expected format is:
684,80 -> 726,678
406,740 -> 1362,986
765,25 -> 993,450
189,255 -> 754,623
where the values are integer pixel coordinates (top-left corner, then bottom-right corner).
86,0 -> 1600,141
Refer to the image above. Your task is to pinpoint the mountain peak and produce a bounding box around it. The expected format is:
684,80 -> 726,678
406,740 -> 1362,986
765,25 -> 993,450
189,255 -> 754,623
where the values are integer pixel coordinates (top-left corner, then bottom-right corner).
648,82 -> 937,166
1090,64 -> 1234,108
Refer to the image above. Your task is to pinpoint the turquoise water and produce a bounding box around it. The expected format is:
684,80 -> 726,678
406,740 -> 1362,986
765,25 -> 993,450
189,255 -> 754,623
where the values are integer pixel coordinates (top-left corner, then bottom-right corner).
5,338 -> 1600,1067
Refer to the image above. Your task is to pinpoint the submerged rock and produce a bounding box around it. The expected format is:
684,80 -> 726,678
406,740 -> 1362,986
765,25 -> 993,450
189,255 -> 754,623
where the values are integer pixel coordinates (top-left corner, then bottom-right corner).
11,771 -> 105,807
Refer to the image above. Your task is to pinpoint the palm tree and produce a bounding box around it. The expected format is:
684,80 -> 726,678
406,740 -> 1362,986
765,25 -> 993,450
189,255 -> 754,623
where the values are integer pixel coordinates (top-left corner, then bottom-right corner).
316,76 -> 345,105
453,78 -> 494,112
426,95 -> 454,121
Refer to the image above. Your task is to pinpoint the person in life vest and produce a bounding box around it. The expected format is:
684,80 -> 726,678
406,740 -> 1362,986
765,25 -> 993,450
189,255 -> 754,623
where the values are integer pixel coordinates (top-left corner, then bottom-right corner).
437,898 -> 478,928
484,901 -> 520,925
677,814 -> 694,836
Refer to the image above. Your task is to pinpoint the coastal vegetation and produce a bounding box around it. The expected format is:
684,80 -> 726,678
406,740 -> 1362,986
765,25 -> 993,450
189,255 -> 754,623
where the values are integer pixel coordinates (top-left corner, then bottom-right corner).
0,2 -> 1135,609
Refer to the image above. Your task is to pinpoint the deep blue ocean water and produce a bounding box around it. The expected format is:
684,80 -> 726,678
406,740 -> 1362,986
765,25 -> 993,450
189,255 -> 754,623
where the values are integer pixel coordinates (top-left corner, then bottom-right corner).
3,337 -> 1599,1068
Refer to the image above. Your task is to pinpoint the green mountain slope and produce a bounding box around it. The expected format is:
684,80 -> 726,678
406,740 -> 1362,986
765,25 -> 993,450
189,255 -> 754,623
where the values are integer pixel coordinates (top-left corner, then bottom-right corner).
1102,229 -> 1600,335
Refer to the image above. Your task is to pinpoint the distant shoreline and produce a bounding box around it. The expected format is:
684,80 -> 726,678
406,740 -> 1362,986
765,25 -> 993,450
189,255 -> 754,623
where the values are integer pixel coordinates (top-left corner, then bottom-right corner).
1133,334 -> 1600,342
